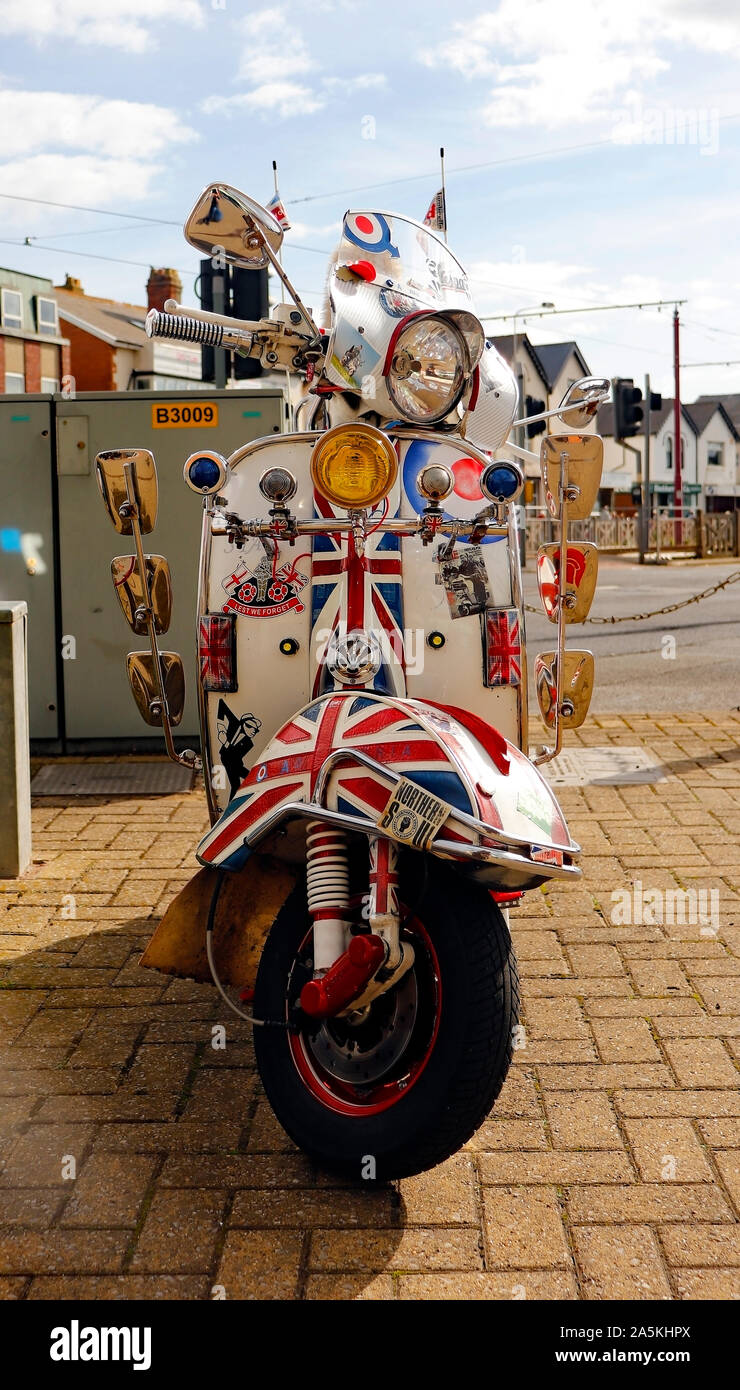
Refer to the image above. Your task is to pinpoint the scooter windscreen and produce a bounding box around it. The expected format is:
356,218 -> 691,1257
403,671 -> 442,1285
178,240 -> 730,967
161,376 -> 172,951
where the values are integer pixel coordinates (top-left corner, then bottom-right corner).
323,210 -> 517,446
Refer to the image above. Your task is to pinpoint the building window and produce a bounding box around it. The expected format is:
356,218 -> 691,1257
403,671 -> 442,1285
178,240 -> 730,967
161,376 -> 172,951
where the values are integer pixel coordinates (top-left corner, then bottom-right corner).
707,441 -> 723,467
665,436 -> 673,470
41,377 -> 59,394
1,288 -> 23,331
4,372 -> 25,393
36,297 -> 58,336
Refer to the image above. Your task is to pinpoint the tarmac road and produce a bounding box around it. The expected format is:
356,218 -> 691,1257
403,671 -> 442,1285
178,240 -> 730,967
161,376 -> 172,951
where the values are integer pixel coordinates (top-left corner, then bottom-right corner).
521,554 -> 740,712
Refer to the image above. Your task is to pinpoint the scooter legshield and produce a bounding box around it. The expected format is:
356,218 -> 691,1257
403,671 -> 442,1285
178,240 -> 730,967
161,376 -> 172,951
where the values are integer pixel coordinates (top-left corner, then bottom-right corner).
195,692 -> 580,890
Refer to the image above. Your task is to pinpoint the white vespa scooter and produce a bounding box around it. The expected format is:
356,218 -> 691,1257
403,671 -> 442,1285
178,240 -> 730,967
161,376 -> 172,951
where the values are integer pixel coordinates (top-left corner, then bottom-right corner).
95,185 -> 609,1179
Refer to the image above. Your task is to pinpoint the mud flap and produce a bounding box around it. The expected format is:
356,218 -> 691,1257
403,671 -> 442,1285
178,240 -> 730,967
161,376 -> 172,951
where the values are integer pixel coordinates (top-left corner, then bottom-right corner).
139,855 -> 300,990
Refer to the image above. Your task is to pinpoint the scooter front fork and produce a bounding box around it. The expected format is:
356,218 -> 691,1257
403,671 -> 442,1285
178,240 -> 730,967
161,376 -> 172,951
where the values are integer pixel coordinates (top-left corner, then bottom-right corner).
301,824 -> 413,1019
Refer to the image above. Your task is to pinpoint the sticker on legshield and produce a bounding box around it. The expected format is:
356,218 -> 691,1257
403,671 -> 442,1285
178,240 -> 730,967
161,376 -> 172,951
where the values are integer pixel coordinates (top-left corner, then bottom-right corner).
379,777 -> 452,851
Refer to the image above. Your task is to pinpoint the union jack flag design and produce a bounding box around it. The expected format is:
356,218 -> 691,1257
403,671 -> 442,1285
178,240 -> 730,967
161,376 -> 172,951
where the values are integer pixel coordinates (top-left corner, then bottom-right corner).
199,613 -> 236,693
197,693 -> 478,871
311,491 -> 405,698
485,608 -> 522,689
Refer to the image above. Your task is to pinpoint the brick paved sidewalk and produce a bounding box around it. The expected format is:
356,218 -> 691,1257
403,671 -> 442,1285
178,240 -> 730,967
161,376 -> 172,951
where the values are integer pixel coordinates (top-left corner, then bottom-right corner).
1,712 -> 739,1301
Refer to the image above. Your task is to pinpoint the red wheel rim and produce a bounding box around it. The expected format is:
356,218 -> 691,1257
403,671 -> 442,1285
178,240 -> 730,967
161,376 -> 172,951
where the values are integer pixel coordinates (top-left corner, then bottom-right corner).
287,914 -> 441,1117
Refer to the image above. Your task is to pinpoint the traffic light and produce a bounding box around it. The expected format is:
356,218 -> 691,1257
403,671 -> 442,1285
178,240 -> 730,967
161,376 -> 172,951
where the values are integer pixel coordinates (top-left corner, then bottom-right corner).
613,378 -> 644,439
232,267 -> 269,380
648,389 -> 662,413
525,395 -> 546,438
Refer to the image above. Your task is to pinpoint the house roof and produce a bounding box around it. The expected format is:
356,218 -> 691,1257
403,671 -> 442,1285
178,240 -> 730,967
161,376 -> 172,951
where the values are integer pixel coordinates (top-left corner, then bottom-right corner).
491,334 -> 549,391
689,398 -> 740,439
597,398 -> 698,438
54,287 -> 148,349
529,340 -> 590,390
697,393 -> 740,432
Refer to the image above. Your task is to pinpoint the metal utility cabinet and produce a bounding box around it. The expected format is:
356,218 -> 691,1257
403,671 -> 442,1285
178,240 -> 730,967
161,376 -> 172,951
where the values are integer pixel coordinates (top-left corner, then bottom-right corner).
0,388 -> 287,745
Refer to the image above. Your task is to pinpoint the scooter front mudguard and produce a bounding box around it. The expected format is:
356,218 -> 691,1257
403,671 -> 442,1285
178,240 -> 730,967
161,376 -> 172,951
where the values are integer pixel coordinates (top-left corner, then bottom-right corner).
195,691 -> 580,892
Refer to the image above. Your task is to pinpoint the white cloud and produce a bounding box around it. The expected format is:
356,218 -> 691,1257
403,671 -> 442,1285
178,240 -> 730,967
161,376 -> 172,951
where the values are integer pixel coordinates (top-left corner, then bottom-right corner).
237,7 -> 316,84
202,82 -> 325,121
420,0 -> 740,128
0,0 -> 204,52
203,8 -> 385,121
0,90 -> 195,158
0,154 -> 166,215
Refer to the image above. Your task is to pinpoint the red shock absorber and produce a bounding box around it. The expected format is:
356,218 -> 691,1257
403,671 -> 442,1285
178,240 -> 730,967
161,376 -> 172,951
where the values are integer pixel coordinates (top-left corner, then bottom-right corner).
301,820 -> 386,1019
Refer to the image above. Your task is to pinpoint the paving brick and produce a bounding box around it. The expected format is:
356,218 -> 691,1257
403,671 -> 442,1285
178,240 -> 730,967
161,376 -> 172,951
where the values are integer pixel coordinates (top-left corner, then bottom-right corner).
572,1226 -> 672,1299
479,1152 -> 633,1185
130,1190 -> 226,1273
397,1270 -> 577,1299
663,1038 -> 739,1087
468,1119 -> 547,1151
543,1092 -> 624,1150
714,1151 -> 740,1215
309,1228 -> 483,1272
231,1186 -> 395,1228
675,1269 -> 740,1299
659,1224 -> 740,1267
398,1154 -> 478,1225
566,1184 -> 733,1225
303,1273 -> 396,1299
29,1275 -> 208,1300
623,1118 -> 715,1182
61,1153 -> 155,1228
0,1124 -> 96,1188
216,1231 -> 303,1299
589,1016 -> 662,1063
483,1186 -> 570,1269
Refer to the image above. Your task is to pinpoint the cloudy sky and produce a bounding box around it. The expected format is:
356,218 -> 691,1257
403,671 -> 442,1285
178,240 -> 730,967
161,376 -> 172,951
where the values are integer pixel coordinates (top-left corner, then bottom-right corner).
1,0 -> 739,398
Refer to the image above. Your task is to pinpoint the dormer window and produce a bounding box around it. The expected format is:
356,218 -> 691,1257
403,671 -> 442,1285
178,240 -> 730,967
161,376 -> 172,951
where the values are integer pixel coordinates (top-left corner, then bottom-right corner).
36,296 -> 58,336
1,288 -> 22,330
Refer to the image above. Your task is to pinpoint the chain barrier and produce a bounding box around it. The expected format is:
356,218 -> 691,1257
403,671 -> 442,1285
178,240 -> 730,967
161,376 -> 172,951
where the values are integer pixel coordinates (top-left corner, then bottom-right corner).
524,568 -> 740,624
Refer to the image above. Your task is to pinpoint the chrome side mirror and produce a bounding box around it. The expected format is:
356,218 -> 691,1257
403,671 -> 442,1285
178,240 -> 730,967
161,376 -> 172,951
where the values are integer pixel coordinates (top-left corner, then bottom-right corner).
557,376 -> 610,429
535,650 -> 595,730
126,652 -> 185,727
112,555 -> 172,635
96,449 -> 158,535
184,183 -> 284,268
537,542 -> 598,624
541,434 -> 603,521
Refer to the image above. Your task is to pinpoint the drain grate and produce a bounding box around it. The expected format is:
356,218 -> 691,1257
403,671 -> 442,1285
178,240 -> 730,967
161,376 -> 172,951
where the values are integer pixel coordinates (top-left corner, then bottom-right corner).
31,761 -> 195,796
541,747 -> 665,787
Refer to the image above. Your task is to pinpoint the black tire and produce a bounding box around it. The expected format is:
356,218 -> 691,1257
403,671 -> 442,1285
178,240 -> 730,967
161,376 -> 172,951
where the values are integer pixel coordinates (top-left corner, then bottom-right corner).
253,857 -> 519,1180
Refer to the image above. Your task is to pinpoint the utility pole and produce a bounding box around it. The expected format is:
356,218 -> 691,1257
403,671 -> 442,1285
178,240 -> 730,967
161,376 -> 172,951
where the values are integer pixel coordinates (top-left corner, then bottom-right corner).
641,373 -> 651,563
673,307 -> 682,543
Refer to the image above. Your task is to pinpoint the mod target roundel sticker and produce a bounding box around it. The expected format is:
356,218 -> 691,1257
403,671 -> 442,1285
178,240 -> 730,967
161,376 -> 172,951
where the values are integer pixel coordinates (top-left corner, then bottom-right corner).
344,213 -> 399,258
402,439 -> 504,545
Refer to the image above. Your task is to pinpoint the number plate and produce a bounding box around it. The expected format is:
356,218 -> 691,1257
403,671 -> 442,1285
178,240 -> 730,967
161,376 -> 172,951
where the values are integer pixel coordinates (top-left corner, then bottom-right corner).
151,402 -> 219,429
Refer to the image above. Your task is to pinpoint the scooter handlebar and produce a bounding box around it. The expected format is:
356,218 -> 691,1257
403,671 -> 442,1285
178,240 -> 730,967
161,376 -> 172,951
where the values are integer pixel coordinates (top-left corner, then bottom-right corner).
145,307 -> 253,352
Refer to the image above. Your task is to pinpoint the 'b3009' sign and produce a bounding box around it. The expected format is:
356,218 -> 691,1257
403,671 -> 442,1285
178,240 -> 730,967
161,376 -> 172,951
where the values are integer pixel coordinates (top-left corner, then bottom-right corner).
151,403 -> 219,429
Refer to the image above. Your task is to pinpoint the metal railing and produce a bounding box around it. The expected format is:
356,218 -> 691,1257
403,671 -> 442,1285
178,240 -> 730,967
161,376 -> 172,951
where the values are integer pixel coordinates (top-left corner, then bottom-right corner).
525,506 -> 738,557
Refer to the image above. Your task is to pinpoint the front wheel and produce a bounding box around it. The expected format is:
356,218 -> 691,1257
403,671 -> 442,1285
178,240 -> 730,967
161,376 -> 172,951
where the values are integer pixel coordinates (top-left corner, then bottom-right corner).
253,857 -> 519,1180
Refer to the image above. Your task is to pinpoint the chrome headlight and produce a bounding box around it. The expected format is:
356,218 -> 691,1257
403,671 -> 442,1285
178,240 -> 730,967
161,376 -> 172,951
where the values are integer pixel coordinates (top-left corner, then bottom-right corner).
385,315 -> 468,425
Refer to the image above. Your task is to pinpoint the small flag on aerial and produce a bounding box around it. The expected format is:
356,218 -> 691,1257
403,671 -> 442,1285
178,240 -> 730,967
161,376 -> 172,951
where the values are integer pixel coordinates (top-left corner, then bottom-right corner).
423,189 -> 446,235
266,192 -> 291,230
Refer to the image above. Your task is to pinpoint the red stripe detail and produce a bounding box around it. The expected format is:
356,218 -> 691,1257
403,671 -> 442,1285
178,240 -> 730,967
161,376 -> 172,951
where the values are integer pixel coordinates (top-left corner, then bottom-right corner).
278,720 -> 312,744
311,696 -> 344,793
203,781 -> 304,861
349,706 -> 410,738
337,774 -> 390,814
346,532 -> 365,632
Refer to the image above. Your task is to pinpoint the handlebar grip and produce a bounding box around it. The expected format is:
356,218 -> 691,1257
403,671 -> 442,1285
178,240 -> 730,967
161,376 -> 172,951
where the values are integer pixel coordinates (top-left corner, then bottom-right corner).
145,308 -> 224,347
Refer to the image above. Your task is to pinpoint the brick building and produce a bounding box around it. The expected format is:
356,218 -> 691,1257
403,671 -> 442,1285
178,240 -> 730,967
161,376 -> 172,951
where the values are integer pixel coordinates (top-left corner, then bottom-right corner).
54,267 -> 203,391
0,267 -> 70,393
